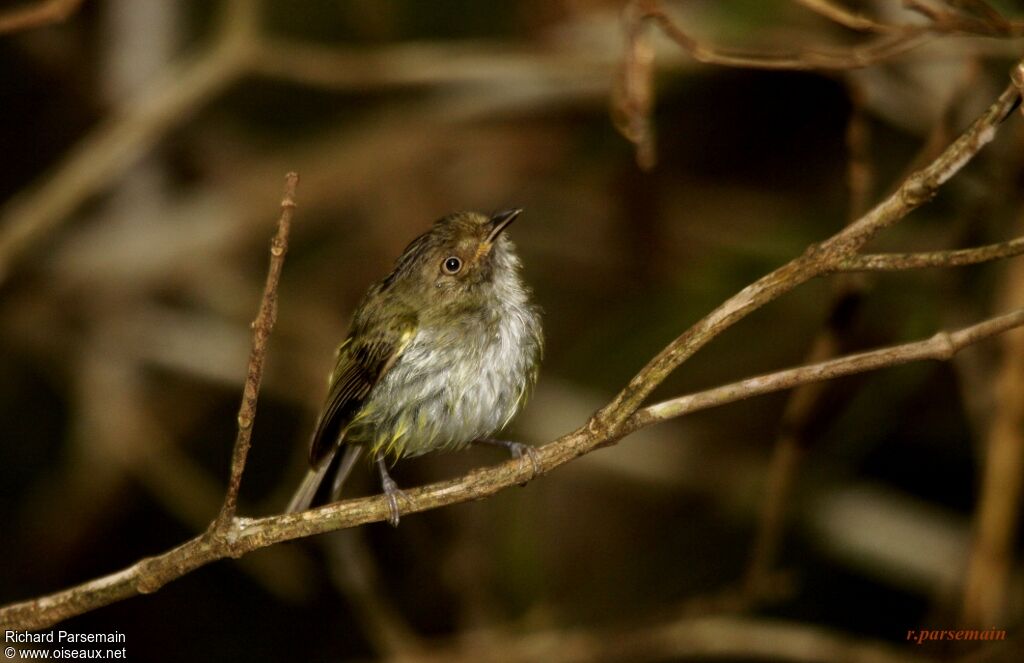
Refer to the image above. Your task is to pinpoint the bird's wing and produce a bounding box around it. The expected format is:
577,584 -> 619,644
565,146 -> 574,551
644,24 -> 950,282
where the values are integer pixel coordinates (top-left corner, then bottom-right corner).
308,315 -> 417,466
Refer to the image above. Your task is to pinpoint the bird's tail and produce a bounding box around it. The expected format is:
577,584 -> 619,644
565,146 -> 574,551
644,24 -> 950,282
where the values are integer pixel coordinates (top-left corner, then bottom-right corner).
330,445 -> 364,502
286,445 -> 364,513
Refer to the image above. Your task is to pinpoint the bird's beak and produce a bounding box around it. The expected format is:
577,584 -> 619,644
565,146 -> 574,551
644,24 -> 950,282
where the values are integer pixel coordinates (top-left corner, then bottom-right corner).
486,208 -> 522,243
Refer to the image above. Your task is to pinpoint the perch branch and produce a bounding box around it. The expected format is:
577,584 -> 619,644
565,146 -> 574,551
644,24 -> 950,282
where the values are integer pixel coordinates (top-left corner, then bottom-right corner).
4,58 -> 1024,631
2,307 -> 1023,630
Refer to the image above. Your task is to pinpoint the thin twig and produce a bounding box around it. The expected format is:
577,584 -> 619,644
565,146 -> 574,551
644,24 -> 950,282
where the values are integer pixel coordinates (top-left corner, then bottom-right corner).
793,0 -> 901,33
794,0 -> 901,33
629,308 -> 1024,429
216,172 -> 298,527
2,307 -> 1023,629
0,0 -> 83,34
840,236 -> 1024,270
631,0 -> 937,72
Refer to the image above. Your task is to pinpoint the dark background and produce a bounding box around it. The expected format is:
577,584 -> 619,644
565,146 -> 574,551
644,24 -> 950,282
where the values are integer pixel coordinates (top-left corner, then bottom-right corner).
1,1 -> 1023,661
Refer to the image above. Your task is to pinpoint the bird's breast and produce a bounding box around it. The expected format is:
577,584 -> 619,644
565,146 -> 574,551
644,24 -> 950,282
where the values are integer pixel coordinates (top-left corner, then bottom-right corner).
358,300 -> 540,459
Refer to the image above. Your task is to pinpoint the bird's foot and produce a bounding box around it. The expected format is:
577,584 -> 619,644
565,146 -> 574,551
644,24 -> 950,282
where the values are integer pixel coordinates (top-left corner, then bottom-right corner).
474,438 -> 541,483
376,456 -> 408,527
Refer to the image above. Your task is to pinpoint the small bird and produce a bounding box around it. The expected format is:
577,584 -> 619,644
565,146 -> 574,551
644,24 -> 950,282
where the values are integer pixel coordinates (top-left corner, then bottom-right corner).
287,209 -> 543,525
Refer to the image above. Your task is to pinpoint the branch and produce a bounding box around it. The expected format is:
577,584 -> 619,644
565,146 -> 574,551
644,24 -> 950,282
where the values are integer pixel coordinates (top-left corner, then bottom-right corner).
839,236 -> 1024,270
613,0 -> 1022,165
646,19 -> 933,71
634,0 -> 1024,70
0,171 -> 296,627
596,76 -> 1021,434
3,306 -> 1022,630
216,172 -> 298,526
792,0 -> 900,33
628,307 -> 1024,431
0,0 -> 83,34
629,0 -> 946,73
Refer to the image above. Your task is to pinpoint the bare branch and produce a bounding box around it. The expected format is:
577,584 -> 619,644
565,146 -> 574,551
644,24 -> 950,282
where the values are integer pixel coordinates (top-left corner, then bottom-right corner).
790,0 -> 897,33
216,173 -> 298,526
0,0 -> 83,34
793,0 -> 901,33
840,236 -> 1024,271
630,0 -> 937,72
3,305 -> 1022,630
596,77 -> 1021,434
629,308 -> 1024,431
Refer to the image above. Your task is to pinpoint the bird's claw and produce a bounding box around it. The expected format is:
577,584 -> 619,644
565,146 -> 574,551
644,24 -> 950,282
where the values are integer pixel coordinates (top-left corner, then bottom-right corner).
508,441 -> 541,481
380,474 -> 409,527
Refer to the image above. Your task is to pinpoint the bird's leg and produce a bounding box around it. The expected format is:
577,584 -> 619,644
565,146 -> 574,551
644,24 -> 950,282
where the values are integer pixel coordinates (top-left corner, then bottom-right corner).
473,438 -> 541,480
376,454 -> 408,527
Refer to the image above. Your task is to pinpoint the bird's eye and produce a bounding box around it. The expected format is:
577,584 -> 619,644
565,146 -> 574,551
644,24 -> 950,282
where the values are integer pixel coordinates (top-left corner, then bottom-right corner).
442,256 -> 463,274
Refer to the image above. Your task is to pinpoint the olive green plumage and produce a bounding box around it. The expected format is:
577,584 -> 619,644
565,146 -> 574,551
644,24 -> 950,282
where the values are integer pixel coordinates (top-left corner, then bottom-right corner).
288,209 -> 542,524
